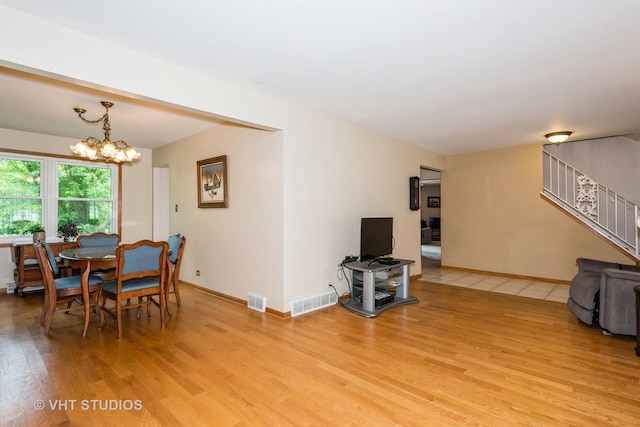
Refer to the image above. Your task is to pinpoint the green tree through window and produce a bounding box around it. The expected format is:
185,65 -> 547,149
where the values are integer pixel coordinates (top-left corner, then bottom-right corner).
0,153 -> 118,239
58,164 -> 113,234
0,158 -> 42,235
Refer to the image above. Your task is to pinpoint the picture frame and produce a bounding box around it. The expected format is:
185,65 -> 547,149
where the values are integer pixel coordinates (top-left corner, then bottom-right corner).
427,196 -> 440,208
197,155 -> 228,208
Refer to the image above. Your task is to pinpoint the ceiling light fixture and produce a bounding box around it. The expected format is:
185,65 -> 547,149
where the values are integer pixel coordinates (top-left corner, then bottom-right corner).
544,131 -> 573,144
70,101 -> 140,163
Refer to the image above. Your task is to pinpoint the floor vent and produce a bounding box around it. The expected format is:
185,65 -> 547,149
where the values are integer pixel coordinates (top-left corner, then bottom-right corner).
247,293 -> 266,313
290,291 -> 338,317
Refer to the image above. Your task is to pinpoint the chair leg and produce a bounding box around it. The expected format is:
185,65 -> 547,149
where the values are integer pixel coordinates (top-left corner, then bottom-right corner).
64,299 -> 74,314
165,290 -> 173,317
173,276 -> 181,306
136,297 -> 144,318
164,275 -> 177,316
40,291 -> 50,327
43,295 -> 57,336
90,292 -> 98,313
98,290 -> 106,330
160,288 -> 165,330
116,298 -> 123,340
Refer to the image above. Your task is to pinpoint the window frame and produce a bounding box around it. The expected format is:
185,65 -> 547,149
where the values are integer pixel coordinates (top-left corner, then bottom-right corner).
0,151 -> 120,244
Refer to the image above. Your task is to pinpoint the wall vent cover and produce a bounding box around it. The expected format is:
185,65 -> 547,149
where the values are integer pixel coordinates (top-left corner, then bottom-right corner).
290,291 -> 338,317
247,293 -> 266,313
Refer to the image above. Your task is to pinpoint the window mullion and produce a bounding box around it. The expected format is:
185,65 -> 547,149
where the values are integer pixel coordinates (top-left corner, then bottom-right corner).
44,158 -> 58,238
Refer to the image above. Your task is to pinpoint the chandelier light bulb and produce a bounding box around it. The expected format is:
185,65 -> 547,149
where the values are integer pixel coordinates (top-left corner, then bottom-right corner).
100,140 -> 117,157
114,150 -> 127,162
86,146 -> 98,159
70,141 -> 88,155
125,146 -> 140,160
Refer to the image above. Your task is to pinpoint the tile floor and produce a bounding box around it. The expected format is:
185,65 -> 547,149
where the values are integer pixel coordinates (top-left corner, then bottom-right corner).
419,246 -> 570,304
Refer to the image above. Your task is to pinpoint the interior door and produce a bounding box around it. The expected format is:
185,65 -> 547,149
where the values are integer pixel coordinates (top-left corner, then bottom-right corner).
153,166 -> 170,241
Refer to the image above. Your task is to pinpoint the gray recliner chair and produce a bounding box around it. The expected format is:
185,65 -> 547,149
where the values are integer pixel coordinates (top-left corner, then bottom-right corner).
567,258 -> 639,336
421,227 -> 432,245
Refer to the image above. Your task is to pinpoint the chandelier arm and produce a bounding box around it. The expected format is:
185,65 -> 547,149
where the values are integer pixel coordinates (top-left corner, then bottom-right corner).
74,109 -> 109,125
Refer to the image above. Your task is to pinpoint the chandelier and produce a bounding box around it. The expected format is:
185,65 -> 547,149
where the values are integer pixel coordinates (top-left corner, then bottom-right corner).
70,101 -> 140,163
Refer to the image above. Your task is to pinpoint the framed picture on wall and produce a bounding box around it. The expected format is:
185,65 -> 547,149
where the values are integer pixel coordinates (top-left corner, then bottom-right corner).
197,155 -> 228,208
427,196 -> 440,208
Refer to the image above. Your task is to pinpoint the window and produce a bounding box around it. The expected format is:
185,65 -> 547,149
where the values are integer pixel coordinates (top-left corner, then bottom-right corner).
57,163 -> 115,234
0,153 -> 118,242
0,157 -> 42,235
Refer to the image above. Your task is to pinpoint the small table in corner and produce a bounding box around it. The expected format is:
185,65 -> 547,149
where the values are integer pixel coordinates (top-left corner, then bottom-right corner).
342,258 -> 417,318
59,245 -> 117,337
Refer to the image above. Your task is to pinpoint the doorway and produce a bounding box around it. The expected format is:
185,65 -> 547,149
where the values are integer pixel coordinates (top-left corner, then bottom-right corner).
153,166 -> 170,241
420,167 -> 441,267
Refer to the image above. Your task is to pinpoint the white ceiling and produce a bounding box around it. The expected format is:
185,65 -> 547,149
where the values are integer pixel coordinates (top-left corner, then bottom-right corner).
0,0 -> 639,155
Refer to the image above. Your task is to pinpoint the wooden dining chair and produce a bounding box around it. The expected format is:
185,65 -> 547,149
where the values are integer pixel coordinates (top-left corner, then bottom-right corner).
76,232 -> 120,280
97,240 -> 169,340
76,232 -> 120,248
34,242 -> 103,335
165,233 -> 186,312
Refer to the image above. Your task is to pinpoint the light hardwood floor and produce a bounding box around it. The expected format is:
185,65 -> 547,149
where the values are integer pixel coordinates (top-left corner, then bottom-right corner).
1,280 -> 639,426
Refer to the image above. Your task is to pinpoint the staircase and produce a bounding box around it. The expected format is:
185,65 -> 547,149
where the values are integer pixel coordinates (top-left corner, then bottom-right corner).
541,149 -> 640,260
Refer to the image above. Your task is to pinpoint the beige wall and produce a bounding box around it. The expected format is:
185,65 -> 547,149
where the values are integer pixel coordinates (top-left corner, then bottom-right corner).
0,128 -> 153,290
151,115 -> 444,310
153,124 -> 285,308
442,143 -> 632,281
279,112 -> 445,305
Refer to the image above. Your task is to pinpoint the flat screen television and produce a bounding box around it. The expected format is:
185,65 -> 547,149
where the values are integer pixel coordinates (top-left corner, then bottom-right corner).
360,217 -> 393,261
428,217 -> 440,230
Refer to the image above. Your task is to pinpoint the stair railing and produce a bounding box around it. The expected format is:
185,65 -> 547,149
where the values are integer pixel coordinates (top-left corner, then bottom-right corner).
542,149 -> 640,259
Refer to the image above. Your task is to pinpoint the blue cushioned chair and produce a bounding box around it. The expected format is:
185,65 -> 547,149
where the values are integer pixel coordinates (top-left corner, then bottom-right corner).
166,233 -> 186,312
76,232 -> 120,280
76,232 -> 120,248
37,240 -> 73,278
34,242 -> 103,335
97,240 -> 169,340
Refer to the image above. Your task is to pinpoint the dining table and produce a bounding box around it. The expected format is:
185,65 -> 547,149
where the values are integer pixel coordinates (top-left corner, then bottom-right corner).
58,245 -> 117,337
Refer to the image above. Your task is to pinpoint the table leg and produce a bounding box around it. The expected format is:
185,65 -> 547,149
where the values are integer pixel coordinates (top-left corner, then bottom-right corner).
81,261 -> 91,337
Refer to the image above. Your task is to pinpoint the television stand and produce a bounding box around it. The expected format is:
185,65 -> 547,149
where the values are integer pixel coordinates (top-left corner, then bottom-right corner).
342,259 -> 417,318
377,257 -> 400,265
